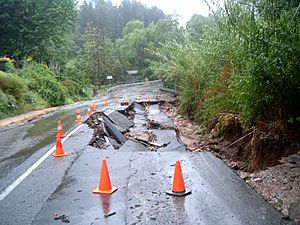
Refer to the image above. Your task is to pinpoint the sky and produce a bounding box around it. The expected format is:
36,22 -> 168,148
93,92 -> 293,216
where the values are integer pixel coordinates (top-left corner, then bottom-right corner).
79,0 -> 210,27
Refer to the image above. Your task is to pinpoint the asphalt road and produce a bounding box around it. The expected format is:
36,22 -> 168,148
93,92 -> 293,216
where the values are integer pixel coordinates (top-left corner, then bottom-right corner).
0,81 -> 290,225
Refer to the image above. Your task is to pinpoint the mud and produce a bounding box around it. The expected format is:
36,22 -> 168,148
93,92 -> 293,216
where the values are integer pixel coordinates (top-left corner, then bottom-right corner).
0,107 -> 58,128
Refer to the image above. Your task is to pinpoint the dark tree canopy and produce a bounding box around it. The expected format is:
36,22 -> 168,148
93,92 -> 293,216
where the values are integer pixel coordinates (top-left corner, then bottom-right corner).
0,0 -> 77,61
78,0 -> 166,40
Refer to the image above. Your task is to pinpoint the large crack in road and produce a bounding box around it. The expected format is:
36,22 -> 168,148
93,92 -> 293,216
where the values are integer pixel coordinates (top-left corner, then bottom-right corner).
86,99 -> 183,153
0,82 -> 291,225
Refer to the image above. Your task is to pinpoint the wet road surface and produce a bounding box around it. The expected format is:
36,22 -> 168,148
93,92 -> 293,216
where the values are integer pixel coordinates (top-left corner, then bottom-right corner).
0,81 -> 290,225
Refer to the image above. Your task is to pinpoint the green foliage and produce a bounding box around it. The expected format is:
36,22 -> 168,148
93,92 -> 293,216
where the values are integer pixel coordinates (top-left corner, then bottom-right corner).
0,90 -> 19,119
221,0 -> 300,130
78,0 -> 165,40
21,91 -> 48,111
83,25 -> 120,86
0,0 -> 77,62
186,14 -> 215,42
61,79 -> 84,101
20,63 -> 66,106
4,62 -> 18,74
117,18 -> 184,79
151,0 -> 300,132
117,23 -> 147,72
63,58 -> 91,87
122,20 -> 145,35
0,71 -> 27,101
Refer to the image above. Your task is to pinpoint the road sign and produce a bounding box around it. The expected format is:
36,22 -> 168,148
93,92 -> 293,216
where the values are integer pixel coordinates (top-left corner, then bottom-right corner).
107,76 -> 113,80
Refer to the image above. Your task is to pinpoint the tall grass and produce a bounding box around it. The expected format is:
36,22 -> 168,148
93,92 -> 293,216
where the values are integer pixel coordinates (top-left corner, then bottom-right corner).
151,0 -> 300,132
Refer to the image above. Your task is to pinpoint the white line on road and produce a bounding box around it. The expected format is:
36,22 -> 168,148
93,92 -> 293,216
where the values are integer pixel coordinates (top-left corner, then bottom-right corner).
0,124 -> 84,201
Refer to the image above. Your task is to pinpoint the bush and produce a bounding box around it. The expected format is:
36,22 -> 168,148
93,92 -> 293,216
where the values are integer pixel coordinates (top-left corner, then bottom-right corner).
0,71 -> 27,101
20,63 -> 66,106
62,79 -> 81,96
0,90 -> 19,119
22,91 -> 48,111
151,0 -> 300,132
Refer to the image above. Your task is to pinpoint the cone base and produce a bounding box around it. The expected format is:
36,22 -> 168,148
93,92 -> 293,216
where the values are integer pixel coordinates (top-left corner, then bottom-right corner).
166,189 -> 192,197
52,152 -> 68,157
75,120 -> 82,123
93,187 -> 118,195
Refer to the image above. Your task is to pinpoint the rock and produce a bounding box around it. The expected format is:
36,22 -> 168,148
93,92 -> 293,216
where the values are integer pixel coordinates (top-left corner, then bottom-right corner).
239,171 -> 249,180
210,146 -> 221,153
288,155 -> 300,164
253,177 -> 262,182
237,161 -> 247,170
289,202 -> 300,221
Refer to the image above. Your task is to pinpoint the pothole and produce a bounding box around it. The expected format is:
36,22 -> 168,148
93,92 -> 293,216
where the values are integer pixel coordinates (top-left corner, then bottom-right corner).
85,99 -> 180,151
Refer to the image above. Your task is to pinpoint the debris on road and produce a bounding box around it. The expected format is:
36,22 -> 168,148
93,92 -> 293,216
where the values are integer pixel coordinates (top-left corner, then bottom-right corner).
104,109 -> 134,131
103,117 -> 126,143
104,211 -> 116,218
158,89 -> 300,224
53,213 -> 70,223
128,131 -> 157,143
86,98 -> 180,151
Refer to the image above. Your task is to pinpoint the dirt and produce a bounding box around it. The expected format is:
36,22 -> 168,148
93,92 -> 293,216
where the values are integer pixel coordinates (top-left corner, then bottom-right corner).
158,90 -> 300,224
0,91 -> 109,129
0,107 -> 58,128
246,154 -> 300,223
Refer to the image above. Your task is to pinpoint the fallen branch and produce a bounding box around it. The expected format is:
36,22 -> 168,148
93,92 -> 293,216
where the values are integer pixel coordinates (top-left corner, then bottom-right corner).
223,131 -> 253,150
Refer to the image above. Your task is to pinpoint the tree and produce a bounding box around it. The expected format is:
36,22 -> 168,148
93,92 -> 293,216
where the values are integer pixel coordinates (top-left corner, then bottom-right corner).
83,25 -> 120,86
186,14 -> 215,42
116,20 -> 146,73
77,0 -> 166,41
0,0 -> 77,62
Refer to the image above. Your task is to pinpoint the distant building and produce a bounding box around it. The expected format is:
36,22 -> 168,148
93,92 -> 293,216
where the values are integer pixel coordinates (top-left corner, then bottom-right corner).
126,70 -> 139,83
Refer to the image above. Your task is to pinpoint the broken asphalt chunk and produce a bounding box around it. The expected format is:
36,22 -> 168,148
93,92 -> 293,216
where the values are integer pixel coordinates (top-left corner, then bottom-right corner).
103,117 -> 126,144
104,109 -> 134,131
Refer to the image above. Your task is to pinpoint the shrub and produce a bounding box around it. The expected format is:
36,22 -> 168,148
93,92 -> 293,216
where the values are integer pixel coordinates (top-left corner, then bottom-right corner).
0,71 -> 27,101
62,79 -> 81,96
20,63 -> 66,106
22,91 -> 48,110
0,90 -> 19,119
151,0 -> 300,132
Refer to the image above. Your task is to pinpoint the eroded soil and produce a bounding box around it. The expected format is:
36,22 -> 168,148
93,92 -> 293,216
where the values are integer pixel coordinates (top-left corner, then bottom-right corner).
159,90 -> 300,224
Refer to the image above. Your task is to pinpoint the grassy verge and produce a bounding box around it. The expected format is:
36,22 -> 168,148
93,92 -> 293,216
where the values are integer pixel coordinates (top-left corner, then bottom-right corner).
0,62 -> 98,120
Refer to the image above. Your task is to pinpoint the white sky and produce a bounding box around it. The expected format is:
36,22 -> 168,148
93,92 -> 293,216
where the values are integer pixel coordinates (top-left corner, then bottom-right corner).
79,0 -> 210,27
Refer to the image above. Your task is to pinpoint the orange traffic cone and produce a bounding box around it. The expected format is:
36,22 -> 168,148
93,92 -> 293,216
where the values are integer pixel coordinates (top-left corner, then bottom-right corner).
104,100 -> 109,108
52,137 -> 68,157
87,105 -> 92,116
93,160 -> 118,195
56,120 -> 64,138
125,96 -> 129,105
92,103 -> 96,112
166,160 -> 191,196
75,110 -> 82,123
147,96 -> 151,104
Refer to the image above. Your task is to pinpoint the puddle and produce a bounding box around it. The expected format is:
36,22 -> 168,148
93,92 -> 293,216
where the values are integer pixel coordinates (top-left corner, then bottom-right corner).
0,105 -> 88,179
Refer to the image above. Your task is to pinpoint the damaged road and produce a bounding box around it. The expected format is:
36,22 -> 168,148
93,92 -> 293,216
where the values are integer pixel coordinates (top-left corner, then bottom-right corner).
0,81 -> 291,225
